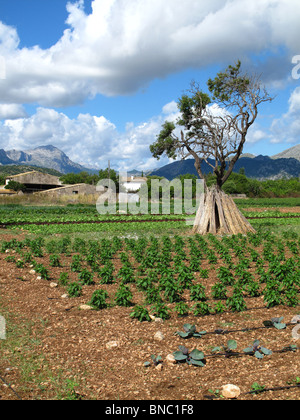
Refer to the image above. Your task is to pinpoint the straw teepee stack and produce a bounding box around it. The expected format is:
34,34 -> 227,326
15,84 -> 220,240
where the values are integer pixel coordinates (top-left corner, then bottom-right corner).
192,186 -> 256,236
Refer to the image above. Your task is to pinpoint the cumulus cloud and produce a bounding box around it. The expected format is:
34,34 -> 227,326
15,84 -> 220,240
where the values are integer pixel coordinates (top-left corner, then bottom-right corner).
0,104 -> 27,120
0,102 -> 177,170
0,0 -> 299,107
270,86 -> 300,144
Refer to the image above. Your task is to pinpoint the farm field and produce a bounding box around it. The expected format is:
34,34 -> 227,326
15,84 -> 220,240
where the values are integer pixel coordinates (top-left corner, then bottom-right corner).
0,198 -> 299,401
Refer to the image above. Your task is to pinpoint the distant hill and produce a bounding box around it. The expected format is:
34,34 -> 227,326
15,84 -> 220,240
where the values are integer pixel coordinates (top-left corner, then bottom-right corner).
0,164 -> 63,177
1,145 -> 98,174
271,144 -> 300,161
151,155 -> 300,181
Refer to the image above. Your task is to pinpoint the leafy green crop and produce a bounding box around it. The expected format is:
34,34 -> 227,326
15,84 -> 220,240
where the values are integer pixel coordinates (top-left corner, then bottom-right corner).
130,305 -> 151,322
243,340 -> 272,359
176,324 -> 206,339
67,282 -> 82,298
173,346 -> 206,367
114,282 -> 133,307
212,340 -> 238,357
88,289 -> 108,310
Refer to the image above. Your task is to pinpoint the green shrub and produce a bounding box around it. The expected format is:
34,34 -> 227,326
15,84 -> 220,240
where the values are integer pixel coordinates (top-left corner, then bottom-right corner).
58,272 -> 69,286
130,305 -> 151,322
67,282 -> 82,298
78,269 -> 94,285
49,254 -> 61,267
89,290 -> 108,310
115,283 -> 133,307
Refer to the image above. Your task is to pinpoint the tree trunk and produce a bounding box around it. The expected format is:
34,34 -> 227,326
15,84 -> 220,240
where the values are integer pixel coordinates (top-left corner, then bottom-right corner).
192,186 -> 256,236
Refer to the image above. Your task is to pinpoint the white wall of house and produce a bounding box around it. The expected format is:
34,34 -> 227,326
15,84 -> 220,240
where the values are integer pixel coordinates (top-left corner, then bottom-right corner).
121,176 -> 147,192
122,181 -> 145,192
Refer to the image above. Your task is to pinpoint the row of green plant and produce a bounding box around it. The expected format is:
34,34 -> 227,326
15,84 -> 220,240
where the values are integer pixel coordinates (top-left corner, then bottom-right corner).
1,230 -> 299,317
207,377 -> 300,398
0,206 -> 190,224
143,319 -> 298,368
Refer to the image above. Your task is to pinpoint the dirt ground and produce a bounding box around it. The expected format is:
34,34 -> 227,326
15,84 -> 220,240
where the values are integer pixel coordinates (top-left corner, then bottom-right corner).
0,232 -> 299,401
243,207 -> 300,213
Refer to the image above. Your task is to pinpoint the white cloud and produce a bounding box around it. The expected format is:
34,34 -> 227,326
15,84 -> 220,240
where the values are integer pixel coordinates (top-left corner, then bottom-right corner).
0,104 -> 27,120
0,102 -> 176,170
162,101 -> 178,115
0,0 -> 299,107
246,127 -> 270,145
270,86 -> 300,144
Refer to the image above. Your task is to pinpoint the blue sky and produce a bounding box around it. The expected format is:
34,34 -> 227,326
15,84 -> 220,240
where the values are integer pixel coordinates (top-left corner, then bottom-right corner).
0,0 -> 299,171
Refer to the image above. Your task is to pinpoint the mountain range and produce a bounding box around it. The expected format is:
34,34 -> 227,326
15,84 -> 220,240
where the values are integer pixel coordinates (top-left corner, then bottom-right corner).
0,144 -> 299,179
151,145 -> 300,180
0,145 -> 96,174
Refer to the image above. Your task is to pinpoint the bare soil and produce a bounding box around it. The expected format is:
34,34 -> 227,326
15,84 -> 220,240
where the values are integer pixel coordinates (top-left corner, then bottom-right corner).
0,232 -> 299,401
243,207 -> 300,213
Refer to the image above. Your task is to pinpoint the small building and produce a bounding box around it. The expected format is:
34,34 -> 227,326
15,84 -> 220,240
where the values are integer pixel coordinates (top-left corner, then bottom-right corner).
35,183 -> 101,198
3,170 -> 106,199
5,171 -> 62,193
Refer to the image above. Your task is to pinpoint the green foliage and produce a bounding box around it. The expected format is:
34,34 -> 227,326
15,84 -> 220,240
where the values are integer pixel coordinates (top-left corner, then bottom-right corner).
30,238 -> 44,258
59,168 -> 119,190
78,269 -> 94,285
144,355 -> 163,368
130,305 -> 151,322
5,255 -> 16,263
211,282 -> 228,300
144,285 -> 162,305
16,259 -> 24,268
58,272 -> 69,286
214,302 -> 226,314
151,302 -> 171,320
176,324 -> 206,339
5,180 -> 26,192
49,254 -> 61,268
99,262 -> 115,284
117,263 -> 135,284
243,340 -> 272,359
226,288 -> 247,312
67,282 -> 82,298
173,346 -> 206,367
88,289 -> 108,310
251,383 -> 266,395
2,223 -> 299,328
263,317 -> 286,330
217,266 -> 235,286
174,302 -> 190,317
70,255 -> 82,272
0,165 -> 62,178
207,173 -> 300,198
190,283 -> 207,302
212,340 -> 238,357
150,60 -> 272,189
33,263 -> 49,280
114,282 -> 133,307
207,60 -> 249,103
263,281 -> 283,308
62,379 -> 81,401
199,269 -> 209,279
192,301 -> 212,316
